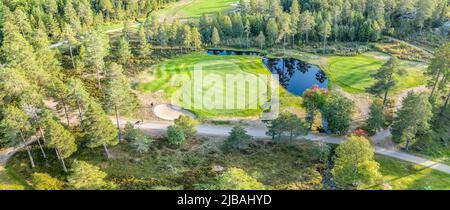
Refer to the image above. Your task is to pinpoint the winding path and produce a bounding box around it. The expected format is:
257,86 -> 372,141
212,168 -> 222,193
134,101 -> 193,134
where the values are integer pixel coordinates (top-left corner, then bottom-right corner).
121,119 -> 450,174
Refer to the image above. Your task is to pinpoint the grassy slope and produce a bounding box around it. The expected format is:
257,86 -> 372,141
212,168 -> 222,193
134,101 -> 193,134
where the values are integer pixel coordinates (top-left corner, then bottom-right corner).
372,155 -> 450,190
324,52 -> 426,94
137,53 -> 284,118
158,0 -> 237,19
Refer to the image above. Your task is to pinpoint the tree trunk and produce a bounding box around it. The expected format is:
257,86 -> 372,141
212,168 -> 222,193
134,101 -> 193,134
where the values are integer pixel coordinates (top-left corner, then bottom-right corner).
103,143 -> 111,159
114,105 -> 122,142
69,45 -> 76,69
96,68 -> 102,89
292,34 -> 295,49
76,98 -> 83,122
441,92 -> 450,114
309,112 -> 315,130
36,137 -> 47,159
383,88 -> 389,106
305,32 -> 309,43
39,127 -> 46,143
60,96 -> 70,127
283,35 -> 286,54
429,69 -> 442,100
246,35 -> 249,48
405,139 -> 411,151
55,149 -> 67,172
20,132 -> 35,168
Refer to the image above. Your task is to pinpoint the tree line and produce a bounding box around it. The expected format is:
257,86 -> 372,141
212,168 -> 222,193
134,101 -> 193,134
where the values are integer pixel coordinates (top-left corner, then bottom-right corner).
0,0 -> 178,44
191,0 -> 448,50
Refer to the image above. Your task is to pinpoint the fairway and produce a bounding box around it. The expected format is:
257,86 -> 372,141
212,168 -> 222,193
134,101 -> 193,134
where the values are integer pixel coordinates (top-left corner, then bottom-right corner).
157,0 -> 238,19
137,53 -> 272,118
325,53 -> 426,94
374,156 -> 450,190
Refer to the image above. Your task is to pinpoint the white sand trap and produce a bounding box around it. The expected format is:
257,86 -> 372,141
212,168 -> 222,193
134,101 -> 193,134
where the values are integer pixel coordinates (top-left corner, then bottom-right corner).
154,104 -> 196,121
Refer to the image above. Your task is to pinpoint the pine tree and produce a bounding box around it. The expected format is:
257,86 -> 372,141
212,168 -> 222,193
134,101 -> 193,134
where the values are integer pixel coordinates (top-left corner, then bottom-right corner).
83,30 -> 109,89
211,27 -> 221,47
364,99 -> 386,135
117,36 -> 132,66
222,125 -> 252,151
138,26 -> 151,58
298,11 -> 315,43
45,119 -> 77,172
265,18 -> 278,46
255,31 -> 265,50
181,25 -> 192,52
391,92 -> 433,151
81,102 -> 118,159
103,63 -> 137,142
426,42 -> 450,101
67,78 -> 90,122
244,19 -> 251,48
367,57 -> 402,105
319,20 -> 332,54
289,0 -> 300,47
62,25 -> 78,68
0,105 -> 35,168
277,13 -> 292,53
64,0 -> 82,33
191,27 -> 203,50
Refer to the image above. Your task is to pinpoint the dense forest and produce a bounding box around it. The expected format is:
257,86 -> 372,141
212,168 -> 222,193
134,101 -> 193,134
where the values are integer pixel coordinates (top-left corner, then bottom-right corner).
0,0 -> 449,190
0,0 -> 448,46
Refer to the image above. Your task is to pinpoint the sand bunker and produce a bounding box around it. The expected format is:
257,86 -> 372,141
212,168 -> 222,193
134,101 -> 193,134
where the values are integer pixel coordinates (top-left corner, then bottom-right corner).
154,104 -> 196,121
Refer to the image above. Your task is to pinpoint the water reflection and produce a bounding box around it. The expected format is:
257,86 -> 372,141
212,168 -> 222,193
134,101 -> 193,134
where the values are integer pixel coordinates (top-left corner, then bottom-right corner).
207,50 -> 329,95
262,57 -> 328,96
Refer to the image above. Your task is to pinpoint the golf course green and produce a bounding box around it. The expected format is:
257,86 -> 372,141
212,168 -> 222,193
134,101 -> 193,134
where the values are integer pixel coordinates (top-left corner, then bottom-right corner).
137,53 -> 273,118
324,53 -> 426,93
158,0 -> 238,19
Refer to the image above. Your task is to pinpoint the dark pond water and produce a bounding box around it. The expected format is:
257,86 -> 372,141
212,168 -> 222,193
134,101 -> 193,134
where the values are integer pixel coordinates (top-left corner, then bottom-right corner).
207,50 -> 328,96
207,49 -> 259,56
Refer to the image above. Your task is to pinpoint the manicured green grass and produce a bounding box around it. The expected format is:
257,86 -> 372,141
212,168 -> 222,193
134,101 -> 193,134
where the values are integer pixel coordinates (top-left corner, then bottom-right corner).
371,155 -> 450,190
325,53 -> 426,94
136,53 -> 273,118
158,0 -> 238,19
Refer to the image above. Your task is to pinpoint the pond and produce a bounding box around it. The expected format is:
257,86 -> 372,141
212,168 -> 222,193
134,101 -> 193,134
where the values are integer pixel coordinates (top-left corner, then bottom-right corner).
207,50 -> 328,96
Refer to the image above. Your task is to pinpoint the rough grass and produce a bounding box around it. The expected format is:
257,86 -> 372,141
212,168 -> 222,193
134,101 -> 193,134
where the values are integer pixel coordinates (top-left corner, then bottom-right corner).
6,140 -> 324,190
324,53 -> 426,94
370,155 -> 450,190
0,166 -> 28,190
157,0 -> 237,19
374,41 -> 433,62
136,53 -> 276,118
7,141 -> 450,190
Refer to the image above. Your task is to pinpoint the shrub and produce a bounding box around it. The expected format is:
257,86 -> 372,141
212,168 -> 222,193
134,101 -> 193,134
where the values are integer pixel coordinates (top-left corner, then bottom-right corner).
31,173 -> 64,190
222,125 -> 252,152
174,115 -> 198,139
352,129 -> 370,139
124,123 -> 154,153
167,125 -> 185,145
214,167 -> 265,190
67,160 -> 115,190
